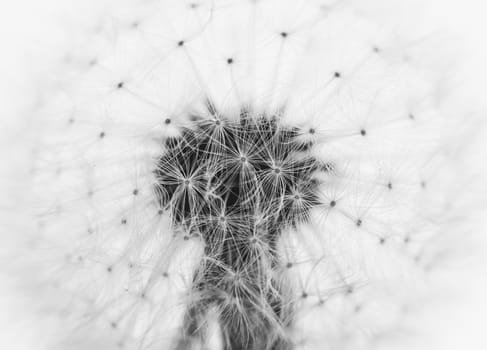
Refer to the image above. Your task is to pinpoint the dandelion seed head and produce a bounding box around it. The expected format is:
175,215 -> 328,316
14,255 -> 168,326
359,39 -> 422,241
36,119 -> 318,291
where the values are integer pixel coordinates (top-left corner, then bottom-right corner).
153,109 -> 324,347
6,0 -> 474,349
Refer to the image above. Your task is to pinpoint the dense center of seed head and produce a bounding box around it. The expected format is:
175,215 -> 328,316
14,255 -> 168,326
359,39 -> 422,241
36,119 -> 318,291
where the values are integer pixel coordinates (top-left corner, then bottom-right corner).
154,111 -> 323,349
154,113 -> 321,238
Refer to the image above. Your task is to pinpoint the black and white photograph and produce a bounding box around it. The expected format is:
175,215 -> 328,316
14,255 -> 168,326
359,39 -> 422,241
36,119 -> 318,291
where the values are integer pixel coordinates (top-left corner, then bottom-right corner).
0,1 -> 486,349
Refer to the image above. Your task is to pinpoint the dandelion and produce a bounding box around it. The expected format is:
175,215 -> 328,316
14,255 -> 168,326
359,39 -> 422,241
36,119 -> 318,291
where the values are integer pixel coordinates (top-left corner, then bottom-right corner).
0,0 -> 479,350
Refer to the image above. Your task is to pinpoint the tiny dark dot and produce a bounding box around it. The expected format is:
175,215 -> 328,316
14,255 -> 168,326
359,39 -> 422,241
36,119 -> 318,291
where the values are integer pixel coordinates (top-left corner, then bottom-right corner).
99,131 -> 105,138
141,293 -> 146,299
379,237 -> 386,245
131,21 -> 139,28
309,128 -> 315,134
158,209 -> 163,215
121,219 -> 127,225
301,292 -> 308,299
215,120 -> 221,126
227,58 -> 234,64
360,129 -> 366,136
111,322 -> 117,329
320,163 -> 334,172
273,168 -> 281,174
346,287 -> 354,294
178,40 -> 185,47
189,3 -> 199,8
404,236 -> 410,244
87,190 -> 94,197
133,189 -> 139,196
330,200 -> 336,207
409,113 -> 415,120
334,72 -> 341,78
107,266 -> 113,273
373,46 -> 380,53
183,235 -> 190,241
356,219 -> 362,227
420,181 -> 426,189
117,82 -> 124,89
89,59 -> 97,66
68,117 -> 75,124
162,271 -> 169,278
286,262 -> 293,269
387,182 -> 392,190
164,118 -> 171,125
280,32 -> 288,38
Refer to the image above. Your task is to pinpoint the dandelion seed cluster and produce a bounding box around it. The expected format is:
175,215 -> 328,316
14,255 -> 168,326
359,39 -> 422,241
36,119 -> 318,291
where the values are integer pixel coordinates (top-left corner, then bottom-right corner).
155,108 -> 323,349
6,0 -> 469,349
